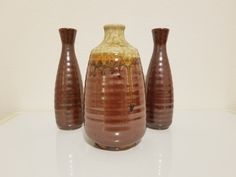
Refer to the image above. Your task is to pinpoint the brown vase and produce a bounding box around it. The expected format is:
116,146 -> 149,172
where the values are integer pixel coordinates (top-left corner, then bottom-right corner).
146,28 -> 174,130
84,24 -> 146,150
54,28 -> 83,130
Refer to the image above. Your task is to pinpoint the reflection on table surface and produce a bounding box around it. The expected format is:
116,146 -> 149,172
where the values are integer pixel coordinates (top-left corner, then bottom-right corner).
56,128 -> 172,177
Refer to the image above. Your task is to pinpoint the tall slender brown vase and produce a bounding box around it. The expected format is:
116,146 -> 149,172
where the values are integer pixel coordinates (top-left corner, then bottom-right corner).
146,28 -> 174,130
84,24 -> 146,150
54,28 -> 83,130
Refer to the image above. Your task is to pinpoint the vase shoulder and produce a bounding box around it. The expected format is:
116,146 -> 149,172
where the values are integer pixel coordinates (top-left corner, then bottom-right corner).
91,42 -> 139,59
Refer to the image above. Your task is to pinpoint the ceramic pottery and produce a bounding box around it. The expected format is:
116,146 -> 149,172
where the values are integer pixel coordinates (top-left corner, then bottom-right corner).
146,28 -> 174,130
84,24 -> 146,150
54,28 -> 83,130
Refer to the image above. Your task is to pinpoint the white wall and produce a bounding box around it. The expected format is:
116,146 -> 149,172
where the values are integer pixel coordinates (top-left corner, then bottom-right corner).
0,0 -> 235,117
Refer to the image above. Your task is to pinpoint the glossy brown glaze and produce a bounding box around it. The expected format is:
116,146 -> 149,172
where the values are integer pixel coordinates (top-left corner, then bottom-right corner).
146,28 -> 174,130
54,28 -> 83,130
84,25 -> 146,150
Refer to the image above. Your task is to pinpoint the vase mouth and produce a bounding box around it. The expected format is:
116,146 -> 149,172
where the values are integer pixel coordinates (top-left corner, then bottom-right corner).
104,24 -> 125,30
152,28 -> 169,32
59,28 -> 77,33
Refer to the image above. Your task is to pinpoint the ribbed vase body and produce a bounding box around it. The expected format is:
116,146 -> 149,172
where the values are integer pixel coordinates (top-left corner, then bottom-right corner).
146,28 -> 174,130
54,28 -> 83,130
84,25 -> 146,150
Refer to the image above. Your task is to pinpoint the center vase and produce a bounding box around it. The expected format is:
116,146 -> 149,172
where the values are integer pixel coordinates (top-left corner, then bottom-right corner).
84,24 -> 146,151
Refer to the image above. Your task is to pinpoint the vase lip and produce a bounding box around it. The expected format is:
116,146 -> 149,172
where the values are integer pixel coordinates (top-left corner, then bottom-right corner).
104,24 -> 125,30
152,28 -> 169,32
59,28 -> 77,32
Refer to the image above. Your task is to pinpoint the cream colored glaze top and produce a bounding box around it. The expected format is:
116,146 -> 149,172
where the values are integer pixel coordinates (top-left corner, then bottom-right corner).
90,24 -> 139,66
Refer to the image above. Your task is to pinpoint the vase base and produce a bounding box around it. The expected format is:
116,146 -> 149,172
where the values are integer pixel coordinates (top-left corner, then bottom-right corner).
94,141 -> 139,151
57,124 -> 82,130
147,123 -> 170,130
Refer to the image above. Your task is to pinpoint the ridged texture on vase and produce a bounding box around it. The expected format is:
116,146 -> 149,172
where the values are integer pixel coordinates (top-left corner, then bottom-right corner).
84,24 -> 146,150
146,28 -> 174,130
54,28 -> 83,130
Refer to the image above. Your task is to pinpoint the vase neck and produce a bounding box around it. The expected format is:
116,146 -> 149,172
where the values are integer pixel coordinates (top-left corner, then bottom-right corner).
102,24 -> 126,44
59,28 -> 76,44
154,44 -> 167,50
62,44 -> 75,51
152,28 -> 169,46
153,45 -> 167,59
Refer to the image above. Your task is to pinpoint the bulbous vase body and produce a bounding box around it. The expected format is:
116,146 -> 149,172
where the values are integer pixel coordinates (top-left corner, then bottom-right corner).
84,25 -> 146,150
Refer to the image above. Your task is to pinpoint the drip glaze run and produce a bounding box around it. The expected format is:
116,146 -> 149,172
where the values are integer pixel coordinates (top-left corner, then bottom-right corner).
88,53 -> 138,111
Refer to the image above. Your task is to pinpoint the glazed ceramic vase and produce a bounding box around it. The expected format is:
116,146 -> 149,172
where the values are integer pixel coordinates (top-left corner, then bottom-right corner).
84,24 -> 146,150
54,28 -> 83,130
146,28 -> 174,129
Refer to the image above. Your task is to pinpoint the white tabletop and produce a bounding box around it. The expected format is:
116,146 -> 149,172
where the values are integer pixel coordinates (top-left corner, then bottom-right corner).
0,110 -> 236,177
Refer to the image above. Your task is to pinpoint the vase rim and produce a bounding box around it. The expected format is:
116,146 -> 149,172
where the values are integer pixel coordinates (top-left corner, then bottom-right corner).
152,28 -> 169,31
104,24 -> 125,30
59,28 -> 77,32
